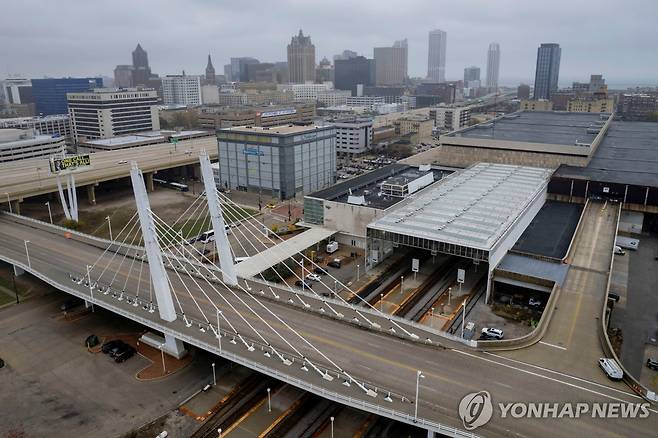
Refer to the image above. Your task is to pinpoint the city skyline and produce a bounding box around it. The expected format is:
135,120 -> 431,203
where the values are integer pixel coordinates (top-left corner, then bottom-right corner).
1,0 -> 657,86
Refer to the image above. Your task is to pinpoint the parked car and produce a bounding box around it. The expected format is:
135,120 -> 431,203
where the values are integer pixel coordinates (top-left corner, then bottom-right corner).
314,267 -> 328,275
101,340 -> 124,355
266,202 -> 277,209
647,358 -> 658,371
608,292 -> 620,302
305,273 -> 321,282
328,258 -> 342,269
60,297 -> 83,312
109,342 -> 133,359
614,246 -> 625,255
528,297 -> 543,308
114,345 -> 136,363
480,327 -> 504,340
599,358 -> 624,380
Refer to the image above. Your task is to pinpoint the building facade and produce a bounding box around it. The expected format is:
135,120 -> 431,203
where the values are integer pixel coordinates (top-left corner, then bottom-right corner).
2,78 -> 33,105
131,43 -> 152,86
427,29 -> 447,83
317,90 -> 351,107
485,43 -> 500,91
334,56 -> 374,96
533,43 -> 561,100
330,117 -> 373,155
230,57 -> 260,83
430,105 -> 471,132
217,124 -> 336,199
287,30 -> 316,83
374,41 -> 408,86
198,103 -> 315,130
520,99 -> 553,111
0,114 -> 71,139
0,128 -> 66,163
463,66 -> 480,83
67,88 -> 160,142
617,93 -> 658,121
566,97 -> 614,113
205,54 -> 216,84
517,84 -> 531,99
31,77 -> 103,116
282,82 -> 333,101
161,75 -> 202,106
113,65 -> 134,88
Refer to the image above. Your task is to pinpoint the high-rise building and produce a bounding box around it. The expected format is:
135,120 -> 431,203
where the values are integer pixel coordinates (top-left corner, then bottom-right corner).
205,54 -> 216,85
2,78 -> 33,105
517,84 -> 531,100
161,74 -> 202,106
334,56 -> 375,96
223,64 -> 232,82
31,77 -> 103,115
230,57 -> 260,83
131,43 -> 152,86
464,66 -> 480,83
427,29 -> 447,83
316,57 -> 334,84
533,43 -> 561,100
287,30 -> 316,83
485,43 -> 500,91
113,65 -> 134,88
374,40 -> 408,86
333,50 -> 358,62
67,88 -> 160,142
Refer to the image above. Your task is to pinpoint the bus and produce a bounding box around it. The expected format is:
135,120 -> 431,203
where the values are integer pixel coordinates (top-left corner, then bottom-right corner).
152,178 -> 189,192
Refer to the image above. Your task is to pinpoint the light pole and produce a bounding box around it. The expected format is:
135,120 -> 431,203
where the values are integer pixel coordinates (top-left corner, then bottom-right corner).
461,299 -> 467,338
5,192 -> 11,214
106,216 -> 113,241
448,287 -> 452,306
217,428 -> 222,438
24,240 -> 31,268
431,307 -> 434,327
217,309 -> 222,353
414,370 -> 425,421
86,264 -> 95,312
267,387 -> 271,412
356,264 -> 360,282
45,202 -> 53,224
160,343 -> 167,374
380,293 -> 384,312
400,276 -> 404,294
330,416 -> 335,438
211,362 -> 216,386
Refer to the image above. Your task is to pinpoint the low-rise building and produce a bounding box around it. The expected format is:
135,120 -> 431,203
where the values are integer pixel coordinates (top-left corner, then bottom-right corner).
0,114 -> 71,139
77,129 -> 214,153
520,99 -> 553,111
67,88 -> 160,142
198,103 -> 315,130
330,117 -> 373,155
346,96 -> 385,110
394,115 -> 433,140
280,82 -> 333,101
430,104 -> 471,132
566,97 -> 614,113
617,93 -> 658,121
162,74 -> 202,106
0,128 -> 66,163
217,124 -> 336,199
317,90 -> 351,107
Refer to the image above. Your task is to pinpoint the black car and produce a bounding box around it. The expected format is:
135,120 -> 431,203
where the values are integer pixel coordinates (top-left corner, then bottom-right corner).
114,345 -> 136,363
647,358 -> 658,371
295,280 -> 313,289
101,340 -> 125,354
109,342 -> 133,358
327,259 -> 341,269
314,267 -> 328,275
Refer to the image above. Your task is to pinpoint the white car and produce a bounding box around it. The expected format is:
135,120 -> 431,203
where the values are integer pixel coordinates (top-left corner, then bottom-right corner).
481,327 -> 504,340
528,297 -> 543,308
116,160 -> 128,165
305,273 -> 322,282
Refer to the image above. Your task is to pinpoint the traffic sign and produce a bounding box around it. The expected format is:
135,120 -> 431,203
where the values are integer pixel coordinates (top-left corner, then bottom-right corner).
457,268 -> 465,284
411,258 -> 420,273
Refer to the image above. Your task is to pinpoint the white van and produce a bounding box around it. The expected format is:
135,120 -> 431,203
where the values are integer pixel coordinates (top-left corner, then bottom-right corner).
598,358 -> 623,380
198,225 -> 232,244
613,246 -> 625,255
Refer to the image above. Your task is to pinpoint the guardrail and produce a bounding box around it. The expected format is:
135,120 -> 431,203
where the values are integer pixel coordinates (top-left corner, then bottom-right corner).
562,198 -> 591,264
597,203 -> 657,403
0,252 -> 479,438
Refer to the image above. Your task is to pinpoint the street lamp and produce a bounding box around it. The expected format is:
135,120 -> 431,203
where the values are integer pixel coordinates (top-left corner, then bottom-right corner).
86,264 -> 95,313
217,428 -> 222,438
461,300 -> 467,338
267,387 -> 271,412
160,343 -> 167,374
380,293 -> 384,312
400,276 -> 404,294
106,216 -> 113,241
5,192 -> 12,213
211,362 -> 216,386
414,370 -> 425,421
330,416 -> 335,438
356,264 -> 360,282
24,240 -> 31,268
448,287 -> 452,306
216,309 -> 223,353
45,202 -> 53,224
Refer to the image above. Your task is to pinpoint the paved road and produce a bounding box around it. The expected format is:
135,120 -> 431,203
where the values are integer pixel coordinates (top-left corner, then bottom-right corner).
502,201 -> 620,382
0,213 -> 656,438
0,135 -> 218,202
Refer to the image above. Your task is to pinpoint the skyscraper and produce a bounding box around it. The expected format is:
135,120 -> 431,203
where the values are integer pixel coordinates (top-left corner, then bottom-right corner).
464,66 -> 480,83
427,29 -> 447,82
131,43 -> 152,86
374,40 -> 408,86
533,43 -> 561,100
485,43 -> 500,91
31,77 -> 103,115
230,57 -> 260,83
335,56 -> 374,96
287,30 -> 316,83
205,54 -> 216,84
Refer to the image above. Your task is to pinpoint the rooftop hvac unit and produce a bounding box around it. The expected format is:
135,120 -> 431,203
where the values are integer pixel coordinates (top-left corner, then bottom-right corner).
418,164 -> 431,172
347,195 -> 366,206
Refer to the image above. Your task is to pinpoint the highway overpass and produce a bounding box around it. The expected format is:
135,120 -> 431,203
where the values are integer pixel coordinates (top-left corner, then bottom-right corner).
0,212 -> 655,437
0,134 -> 218,210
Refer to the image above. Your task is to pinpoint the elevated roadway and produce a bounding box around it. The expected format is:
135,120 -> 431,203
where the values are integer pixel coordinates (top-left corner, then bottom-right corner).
0,134 -> 217,204
0,212 -> 655,438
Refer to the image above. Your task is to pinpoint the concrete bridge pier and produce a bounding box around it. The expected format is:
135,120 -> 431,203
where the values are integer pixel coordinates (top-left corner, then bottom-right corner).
164,334 -> 187,359
426,430 -> 435,438
86,184 -> 97,205
8,199 -> 21,215
145,172 -> 155,192
13,265 -> 25,276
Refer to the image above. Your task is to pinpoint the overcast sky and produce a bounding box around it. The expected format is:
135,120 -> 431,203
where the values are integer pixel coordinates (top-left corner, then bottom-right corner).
2,0 -> 657,87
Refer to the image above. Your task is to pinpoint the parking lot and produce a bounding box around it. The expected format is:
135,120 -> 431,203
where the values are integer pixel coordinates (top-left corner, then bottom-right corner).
0,286 -> 215,437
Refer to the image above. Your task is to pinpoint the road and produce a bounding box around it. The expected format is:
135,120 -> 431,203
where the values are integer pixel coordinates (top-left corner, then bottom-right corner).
0,134 -> 218,202
0,212 -> 656,437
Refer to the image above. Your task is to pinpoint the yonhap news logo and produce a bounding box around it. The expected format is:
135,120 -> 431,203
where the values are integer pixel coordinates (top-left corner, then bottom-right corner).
458,390 -> 651,431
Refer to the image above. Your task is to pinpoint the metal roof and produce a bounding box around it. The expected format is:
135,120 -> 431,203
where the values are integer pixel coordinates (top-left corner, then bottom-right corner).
368,163 -> 552,251
496,253 -> 570,286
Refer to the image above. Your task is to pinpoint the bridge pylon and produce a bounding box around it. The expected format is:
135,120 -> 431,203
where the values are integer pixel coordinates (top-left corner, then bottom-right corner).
199,150 -> 238,286
129,162 -> 178,322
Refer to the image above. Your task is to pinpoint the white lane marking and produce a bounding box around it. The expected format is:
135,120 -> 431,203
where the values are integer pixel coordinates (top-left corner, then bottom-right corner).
451,349 -> 658,414
482,351 -> 643,400
539,341 -> 567,350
